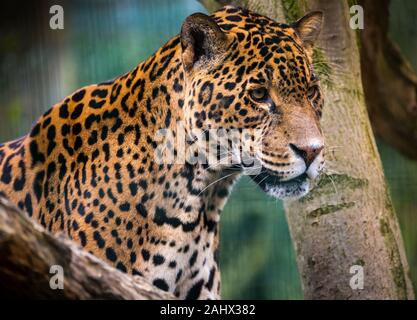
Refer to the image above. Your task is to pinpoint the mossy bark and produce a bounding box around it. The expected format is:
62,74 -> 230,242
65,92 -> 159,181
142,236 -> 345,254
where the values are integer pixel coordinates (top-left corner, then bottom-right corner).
200,0 -> 414,299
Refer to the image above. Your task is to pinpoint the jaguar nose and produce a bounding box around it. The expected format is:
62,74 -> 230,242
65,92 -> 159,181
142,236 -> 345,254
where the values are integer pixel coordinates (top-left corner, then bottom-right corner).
290,143 -> 324,168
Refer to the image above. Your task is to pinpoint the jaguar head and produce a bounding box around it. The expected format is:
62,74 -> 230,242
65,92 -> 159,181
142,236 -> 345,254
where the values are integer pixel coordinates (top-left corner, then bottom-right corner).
180,6 -> 324,199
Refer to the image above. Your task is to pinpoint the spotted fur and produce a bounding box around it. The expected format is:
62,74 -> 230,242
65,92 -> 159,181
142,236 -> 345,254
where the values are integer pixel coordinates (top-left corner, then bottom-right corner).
0,7 -> 325,299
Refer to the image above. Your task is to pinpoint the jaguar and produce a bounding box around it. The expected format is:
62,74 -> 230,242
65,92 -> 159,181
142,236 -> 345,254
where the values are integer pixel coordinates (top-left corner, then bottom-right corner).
0,6 -> 324,299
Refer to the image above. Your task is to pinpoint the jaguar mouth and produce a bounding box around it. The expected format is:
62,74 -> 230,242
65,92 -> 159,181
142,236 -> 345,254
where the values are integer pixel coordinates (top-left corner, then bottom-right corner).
250,170 -> 310,199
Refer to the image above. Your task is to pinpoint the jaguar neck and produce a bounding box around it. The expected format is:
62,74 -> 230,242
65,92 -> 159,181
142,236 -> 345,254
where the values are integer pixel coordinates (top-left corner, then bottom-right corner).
109,36 -> 238,236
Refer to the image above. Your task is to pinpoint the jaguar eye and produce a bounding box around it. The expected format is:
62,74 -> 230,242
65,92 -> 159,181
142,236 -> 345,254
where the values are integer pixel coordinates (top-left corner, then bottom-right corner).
249,88 -> 269,103
307,86 -> 317,100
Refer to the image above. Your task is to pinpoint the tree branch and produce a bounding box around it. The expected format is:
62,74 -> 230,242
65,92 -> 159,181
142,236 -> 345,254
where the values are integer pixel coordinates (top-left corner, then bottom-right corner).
0,197 -> 175,299
359,0 -> 417,160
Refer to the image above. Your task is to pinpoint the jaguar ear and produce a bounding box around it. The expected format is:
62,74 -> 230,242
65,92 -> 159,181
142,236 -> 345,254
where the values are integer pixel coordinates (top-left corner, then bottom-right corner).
180,13 -> 228,73
292,11 -> 323,48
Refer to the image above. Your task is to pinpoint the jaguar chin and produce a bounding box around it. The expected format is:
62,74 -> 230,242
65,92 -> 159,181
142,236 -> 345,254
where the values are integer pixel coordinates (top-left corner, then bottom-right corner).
251,171 -> 311,199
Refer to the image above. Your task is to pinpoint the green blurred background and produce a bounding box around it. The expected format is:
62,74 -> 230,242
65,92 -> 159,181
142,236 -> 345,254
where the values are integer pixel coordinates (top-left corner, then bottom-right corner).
0,0 -> 416,299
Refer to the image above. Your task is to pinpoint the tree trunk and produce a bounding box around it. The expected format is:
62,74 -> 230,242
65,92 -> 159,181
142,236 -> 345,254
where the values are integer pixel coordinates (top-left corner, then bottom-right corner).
199,0 -> 414,299
0,197 -> 174,299
285,0 -> 413,300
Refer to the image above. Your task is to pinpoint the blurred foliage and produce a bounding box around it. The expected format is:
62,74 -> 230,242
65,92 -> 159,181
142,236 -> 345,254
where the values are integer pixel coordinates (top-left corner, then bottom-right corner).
0,0 -> 416,299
